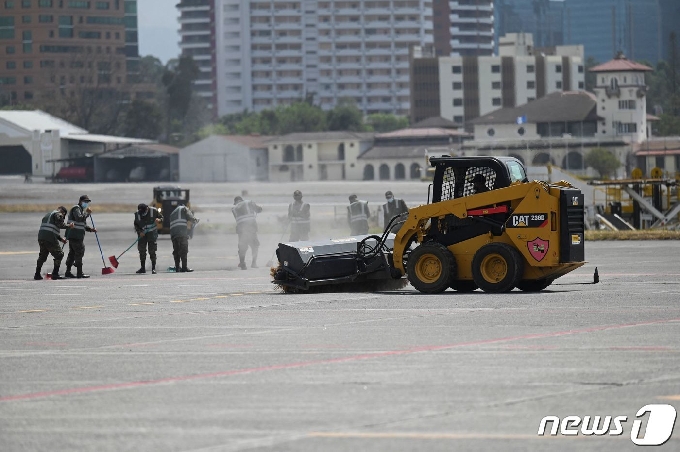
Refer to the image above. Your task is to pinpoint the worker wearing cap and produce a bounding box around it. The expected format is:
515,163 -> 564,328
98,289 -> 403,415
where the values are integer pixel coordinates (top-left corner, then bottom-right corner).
170,204 -> 198,272
35,206 -> 74,280
382,191 -> 408,234
64,195 -> 97,278
288,190 -> 310,242
347,194 -> 370,235
232,195 -> 262,270
472,174 -> 490,194
134,203 -> 163,274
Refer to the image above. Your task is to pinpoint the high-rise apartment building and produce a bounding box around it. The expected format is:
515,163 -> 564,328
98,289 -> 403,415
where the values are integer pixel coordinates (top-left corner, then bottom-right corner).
177,0 -> 215,113
495,0 -> 564,49
212,0 -> 434,117
659,0 -> 680,63
433,0 -> 494,57
563,0 -> 662,65
410,33 -> 585,124
0,0 -> 144,107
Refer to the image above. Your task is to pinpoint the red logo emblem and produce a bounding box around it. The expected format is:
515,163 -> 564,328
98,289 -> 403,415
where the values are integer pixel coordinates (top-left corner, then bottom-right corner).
528,238 -> 549,262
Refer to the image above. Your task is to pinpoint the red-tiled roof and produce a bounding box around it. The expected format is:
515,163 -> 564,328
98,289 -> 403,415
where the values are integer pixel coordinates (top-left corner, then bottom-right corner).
376,127 -> 469,139
589,55 -> 653,73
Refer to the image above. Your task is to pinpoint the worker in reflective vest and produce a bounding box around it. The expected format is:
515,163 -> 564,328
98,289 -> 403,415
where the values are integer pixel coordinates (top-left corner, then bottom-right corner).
347,194 -> 369,235
35,206 -> 74,280
65,194 -> 96,279
134,203 -> 163,274
288,190 -> 310,242
382,190 -> 409,234
232,196 -> 262,270
169,204 -> 198,273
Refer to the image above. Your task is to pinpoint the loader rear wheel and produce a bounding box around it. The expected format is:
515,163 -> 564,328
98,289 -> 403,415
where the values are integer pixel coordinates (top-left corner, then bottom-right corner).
516,279 -> 553,292
407,242 -> 456,294
472,243 -> 524,293
450,280 -> 478,292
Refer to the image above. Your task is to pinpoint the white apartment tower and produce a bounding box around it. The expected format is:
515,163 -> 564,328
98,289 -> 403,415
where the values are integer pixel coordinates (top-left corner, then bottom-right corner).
213,0 -> 434,117
178,0 -> 215,112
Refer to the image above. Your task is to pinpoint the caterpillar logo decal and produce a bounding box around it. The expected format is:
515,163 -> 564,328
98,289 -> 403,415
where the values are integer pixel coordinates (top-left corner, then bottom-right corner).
508,214 -> 548,228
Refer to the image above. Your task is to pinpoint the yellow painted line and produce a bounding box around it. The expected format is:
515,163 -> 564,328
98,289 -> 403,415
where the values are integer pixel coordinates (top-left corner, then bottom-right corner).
128,302 -> 156,306
659,395 -> 680,400
231,293 -> 244,296
140,302 -> 155,305
75,306 -> 104,310
214,295 -> 229,299
170,300 -> 188,303
246,291 -> 262,294
190,297 -> 209,301
18,309 -> 46,313
308,432 -> 560,440
0,251 -> 35,256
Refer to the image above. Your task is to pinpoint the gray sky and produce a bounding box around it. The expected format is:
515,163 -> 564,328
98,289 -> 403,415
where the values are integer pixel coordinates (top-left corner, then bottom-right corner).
138,0 -> 180,64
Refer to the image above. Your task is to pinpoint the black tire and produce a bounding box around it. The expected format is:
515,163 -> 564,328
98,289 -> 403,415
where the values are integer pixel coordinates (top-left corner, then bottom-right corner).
450,280 -> 478,292
407,242 -> 456,294
471,243 -> 524,293
516,279 -> 553,292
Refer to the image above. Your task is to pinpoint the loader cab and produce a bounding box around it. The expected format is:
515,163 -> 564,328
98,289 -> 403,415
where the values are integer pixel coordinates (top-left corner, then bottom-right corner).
151,185 -> 191,234
429,156 -> 528,202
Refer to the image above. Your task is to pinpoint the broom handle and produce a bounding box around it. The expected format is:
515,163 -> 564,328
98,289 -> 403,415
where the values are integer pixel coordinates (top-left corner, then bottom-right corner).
89,216 -> 107,267
117,237 -> 140,259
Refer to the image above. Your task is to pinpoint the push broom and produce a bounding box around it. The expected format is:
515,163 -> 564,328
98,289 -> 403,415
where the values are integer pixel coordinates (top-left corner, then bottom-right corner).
90,216 -> 115,275
108,237 -> 139,269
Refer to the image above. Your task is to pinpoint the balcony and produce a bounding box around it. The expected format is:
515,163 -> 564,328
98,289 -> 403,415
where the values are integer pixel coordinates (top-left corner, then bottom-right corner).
450,15 -> 494,25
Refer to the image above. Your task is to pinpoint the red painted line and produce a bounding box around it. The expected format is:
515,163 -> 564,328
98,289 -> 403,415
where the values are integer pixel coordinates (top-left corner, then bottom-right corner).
1,317 -> 679,403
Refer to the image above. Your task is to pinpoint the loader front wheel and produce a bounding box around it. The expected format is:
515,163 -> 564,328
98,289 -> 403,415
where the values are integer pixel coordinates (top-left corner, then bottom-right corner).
407,242 -> 456,294
472,243 -> 524,293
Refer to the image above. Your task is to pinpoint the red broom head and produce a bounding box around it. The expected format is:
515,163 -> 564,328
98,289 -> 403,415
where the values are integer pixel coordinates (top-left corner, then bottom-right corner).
102,267 -> 115,275
108,256 -> 119,268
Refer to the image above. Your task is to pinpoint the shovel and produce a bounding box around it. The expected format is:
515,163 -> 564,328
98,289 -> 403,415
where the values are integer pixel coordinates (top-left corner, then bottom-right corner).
90,216 -> 115,275
108,237 -> 139,268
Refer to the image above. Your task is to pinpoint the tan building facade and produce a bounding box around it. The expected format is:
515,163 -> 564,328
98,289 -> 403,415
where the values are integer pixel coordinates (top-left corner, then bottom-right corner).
0,0 -> 145,106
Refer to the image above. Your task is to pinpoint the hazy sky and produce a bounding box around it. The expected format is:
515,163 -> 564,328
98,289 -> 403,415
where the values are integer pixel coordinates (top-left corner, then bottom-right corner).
138,0 -> 181,64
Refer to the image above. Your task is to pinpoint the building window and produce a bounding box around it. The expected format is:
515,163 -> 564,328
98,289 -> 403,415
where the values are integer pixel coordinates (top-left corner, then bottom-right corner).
527,97 -> 535,102
39,15 -> 53,22
491,65 -> 500,73
22,15 -> 31,23
24,76 -> 32,84
21,0 -> 30,7
453,98 -> 462,106
487,128 -> 495,137
556,65 -> 562,73
452,81 -> 462,90
452,65 -> 462,74
619,99 -> 636,110
23,60 -> 32,68
95,1 -> 108,8
492,81 -> 501,90
4,1 -> 15,7
527,65 -> 535,73
527,80 -> 535,89
24,91 -> 33,99
556,81 -> 562,89
616,122 -> 637,134
578,81 -> 584,89
68,1 -> 90,8
453,115 -> 463,123
492,98 -> 501,106
578,65 -> 584,73
518,127 -> 525,136
39,0 -> 52,5
6,46 -> 16,54
6,61 -> 16,69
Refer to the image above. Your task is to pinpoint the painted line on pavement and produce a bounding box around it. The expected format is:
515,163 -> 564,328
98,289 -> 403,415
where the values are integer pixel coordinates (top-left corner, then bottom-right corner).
1,317 -> 678,403
75,306 -> 104,310
17,309 -> 46,313
0,251 -> 36,256
308,432 -> 568,440
659,395 -> 680,401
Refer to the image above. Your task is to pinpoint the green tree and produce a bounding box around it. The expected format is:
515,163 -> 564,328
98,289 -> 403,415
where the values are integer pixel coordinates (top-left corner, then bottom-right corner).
366,113 -> 409,132
162,56 -> 200,129
326,99 -> 365,131
654,113 -> 680,136
197,123 -> 230,140
121,100 -> 164,139
585,147 -> 620,178
274,102 -> 326,133
584,57 -> 599,92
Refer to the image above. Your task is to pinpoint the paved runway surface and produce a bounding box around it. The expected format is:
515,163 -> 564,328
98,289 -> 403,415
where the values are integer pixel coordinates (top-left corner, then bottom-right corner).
1,180 -> 679,451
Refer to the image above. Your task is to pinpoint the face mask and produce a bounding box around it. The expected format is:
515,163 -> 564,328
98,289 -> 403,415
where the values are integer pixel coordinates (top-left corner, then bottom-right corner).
81,202 -> 89,208
294,196 -> 302,201
386,197 -> 394,202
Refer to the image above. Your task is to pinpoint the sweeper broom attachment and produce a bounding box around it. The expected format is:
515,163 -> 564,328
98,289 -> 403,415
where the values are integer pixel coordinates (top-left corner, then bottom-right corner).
271,220 -> 407,293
